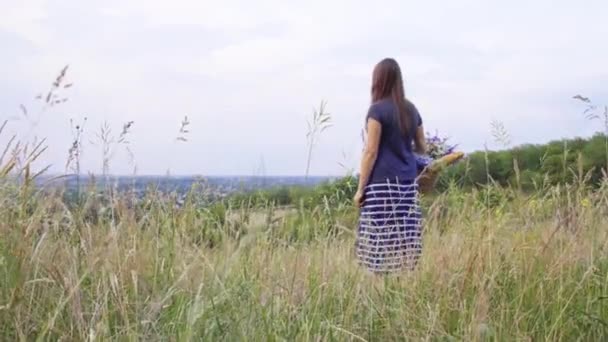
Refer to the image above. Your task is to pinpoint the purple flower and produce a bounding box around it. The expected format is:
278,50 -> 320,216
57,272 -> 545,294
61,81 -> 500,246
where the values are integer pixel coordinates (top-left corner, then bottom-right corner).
415,131 -> 459,172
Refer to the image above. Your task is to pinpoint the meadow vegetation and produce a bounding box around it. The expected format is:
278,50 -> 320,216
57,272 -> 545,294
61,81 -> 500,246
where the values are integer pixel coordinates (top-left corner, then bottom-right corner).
1,162 -> 607,340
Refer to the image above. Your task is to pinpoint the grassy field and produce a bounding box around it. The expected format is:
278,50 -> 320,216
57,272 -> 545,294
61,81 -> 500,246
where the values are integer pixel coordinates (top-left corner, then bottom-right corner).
1,174 -> 607,341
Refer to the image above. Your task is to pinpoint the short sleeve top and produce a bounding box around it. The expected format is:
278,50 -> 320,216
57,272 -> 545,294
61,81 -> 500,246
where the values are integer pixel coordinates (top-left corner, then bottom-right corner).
366,98 -> 423,184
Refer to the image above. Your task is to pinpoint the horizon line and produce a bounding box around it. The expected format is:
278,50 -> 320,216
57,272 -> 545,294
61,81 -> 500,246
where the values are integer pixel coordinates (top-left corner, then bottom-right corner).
45,173 -> 349,178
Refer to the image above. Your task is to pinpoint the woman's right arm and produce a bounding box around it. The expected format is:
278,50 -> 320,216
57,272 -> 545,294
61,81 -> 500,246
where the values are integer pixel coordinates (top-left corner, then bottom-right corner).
409,101 -> 426,154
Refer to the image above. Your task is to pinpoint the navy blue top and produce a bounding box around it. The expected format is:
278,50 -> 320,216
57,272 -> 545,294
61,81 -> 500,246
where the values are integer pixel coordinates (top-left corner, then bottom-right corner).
366,98 -> 422,184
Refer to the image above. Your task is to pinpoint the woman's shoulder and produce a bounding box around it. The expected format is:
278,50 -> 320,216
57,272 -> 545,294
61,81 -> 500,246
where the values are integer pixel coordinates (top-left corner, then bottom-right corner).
404,97 -> 418,109
367,99 -> 393,122
370,98 -> 418,115
369,98 -> 393,111
404,98 -> 421,116
371,98 -> 416,108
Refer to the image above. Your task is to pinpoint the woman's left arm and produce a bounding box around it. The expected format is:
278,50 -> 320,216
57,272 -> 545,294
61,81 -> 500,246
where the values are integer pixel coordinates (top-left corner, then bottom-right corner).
354,118 -> 382,207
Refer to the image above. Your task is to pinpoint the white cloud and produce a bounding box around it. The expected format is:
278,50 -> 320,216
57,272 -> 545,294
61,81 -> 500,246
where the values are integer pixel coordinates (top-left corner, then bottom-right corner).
0,0 -> 49,46
98,0 -> 295,34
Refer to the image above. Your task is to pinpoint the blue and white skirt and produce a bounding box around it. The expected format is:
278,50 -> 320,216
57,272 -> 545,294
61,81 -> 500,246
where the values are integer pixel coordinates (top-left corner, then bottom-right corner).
356,179 -> 422,273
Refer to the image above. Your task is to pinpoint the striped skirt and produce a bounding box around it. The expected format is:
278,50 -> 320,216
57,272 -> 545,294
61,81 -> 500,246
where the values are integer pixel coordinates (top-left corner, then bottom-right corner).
356,179 -> 422,273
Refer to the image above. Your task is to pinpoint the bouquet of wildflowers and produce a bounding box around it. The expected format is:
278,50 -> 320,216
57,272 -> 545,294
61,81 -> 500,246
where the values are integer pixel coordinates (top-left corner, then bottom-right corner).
415,132 -> 463,192
415,132 -> 458,173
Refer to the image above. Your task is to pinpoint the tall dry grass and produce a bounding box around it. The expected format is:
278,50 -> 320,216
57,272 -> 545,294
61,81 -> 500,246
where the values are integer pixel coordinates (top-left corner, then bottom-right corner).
0,164 -> 606,340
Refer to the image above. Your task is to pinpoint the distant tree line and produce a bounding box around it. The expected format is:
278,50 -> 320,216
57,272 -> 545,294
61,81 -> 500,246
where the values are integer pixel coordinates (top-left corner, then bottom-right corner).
230,133 -> 608,207
439,133 -> 608,191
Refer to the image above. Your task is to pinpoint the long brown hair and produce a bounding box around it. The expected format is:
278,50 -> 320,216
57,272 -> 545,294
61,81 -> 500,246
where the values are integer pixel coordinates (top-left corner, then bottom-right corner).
371,58 -> 413,138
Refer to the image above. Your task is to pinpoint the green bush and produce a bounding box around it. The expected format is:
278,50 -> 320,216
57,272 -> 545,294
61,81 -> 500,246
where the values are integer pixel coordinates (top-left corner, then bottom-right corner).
439,133 -> 608,191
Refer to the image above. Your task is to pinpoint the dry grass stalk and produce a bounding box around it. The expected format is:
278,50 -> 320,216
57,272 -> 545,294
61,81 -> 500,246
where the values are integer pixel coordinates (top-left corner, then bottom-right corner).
305,100 -> 331,179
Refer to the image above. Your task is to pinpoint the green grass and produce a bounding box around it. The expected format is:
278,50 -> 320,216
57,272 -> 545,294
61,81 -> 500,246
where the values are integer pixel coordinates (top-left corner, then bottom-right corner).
0,177 -> 607,341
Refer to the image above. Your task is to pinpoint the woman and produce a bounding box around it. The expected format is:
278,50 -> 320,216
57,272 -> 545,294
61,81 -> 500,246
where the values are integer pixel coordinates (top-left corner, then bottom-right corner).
354,58 -> 427,274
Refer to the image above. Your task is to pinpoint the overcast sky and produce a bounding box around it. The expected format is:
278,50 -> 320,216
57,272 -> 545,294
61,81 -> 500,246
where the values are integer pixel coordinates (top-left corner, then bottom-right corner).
2,0 -> 607,176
